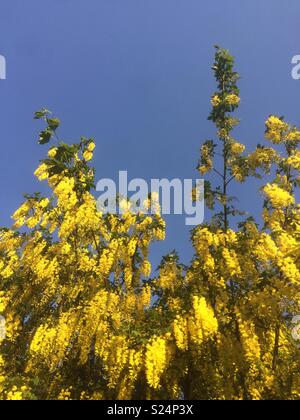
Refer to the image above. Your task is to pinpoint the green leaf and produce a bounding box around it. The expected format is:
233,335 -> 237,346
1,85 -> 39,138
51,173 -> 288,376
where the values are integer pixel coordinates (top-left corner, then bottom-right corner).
34,108 -> 51,120
47,117 -> 60,131
38,128 -> 52,145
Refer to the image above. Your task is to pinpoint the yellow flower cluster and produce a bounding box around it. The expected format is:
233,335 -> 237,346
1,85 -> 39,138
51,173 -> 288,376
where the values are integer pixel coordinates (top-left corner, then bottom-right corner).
199,143 -> 214,175
193,228 -> 241,281
29,312 -> 79,371
34,163 -> 49,181
54,177 -> 78,210
247,147 -> 277,172
188,297 -> 218,347
230,141 -> 245,155
210,94 -> 240,108
146,336 -> 168,389
263,183 -> 295,208
0,292 -> 9,313
225,94 -> 240,106
158,261 -> 181,291
173,316 -> 189,351
285,129 -> 300,142
222,248 -> 241,277
211,95 -> 221,107
254,233 -> 277,262
83,141 -> 96,161
230,163 -> 245,182
287,151 -> 300,171
6,386 -> 28,401
276,254 -> 300,284
48,147 -> 58,159
58,388 -> 72,400
238,318 -> 261,364
265,116 -> 289,144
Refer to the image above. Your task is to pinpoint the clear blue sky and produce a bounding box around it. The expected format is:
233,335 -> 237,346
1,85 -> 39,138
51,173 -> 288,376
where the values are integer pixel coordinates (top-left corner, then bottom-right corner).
0,0 -> 300,267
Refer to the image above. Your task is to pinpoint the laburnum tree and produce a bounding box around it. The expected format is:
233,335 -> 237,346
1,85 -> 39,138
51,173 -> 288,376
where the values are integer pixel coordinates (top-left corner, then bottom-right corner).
153,47 -> 300,400
0,111 -> 166,400
1,47 -> 300,400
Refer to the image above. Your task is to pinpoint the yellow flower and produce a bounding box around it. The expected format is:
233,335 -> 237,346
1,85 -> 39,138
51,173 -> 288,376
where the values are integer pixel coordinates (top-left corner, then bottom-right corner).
285,129 -> 300,142
48,148 -> 58,159
173,316 -> 188,351
34,163 -> 49,181
39,198 -> 50,209
83,150 -> 93,161
222,248 -> 241,276
287,151 -> 300,171
225,94 -> 240,106
188,296 -> 218,346
146,336 -> 168,389
6,385 -> 28,400
265,116 -> 289,144
231,142 -> 245,155
198,164 -> 210,175
263,183 -> 295,208
211,95 -> 221,107
87,142 -> 96,152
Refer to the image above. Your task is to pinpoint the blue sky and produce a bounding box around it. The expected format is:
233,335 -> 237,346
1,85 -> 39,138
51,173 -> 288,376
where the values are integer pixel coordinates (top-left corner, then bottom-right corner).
0,0 -> 300,267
